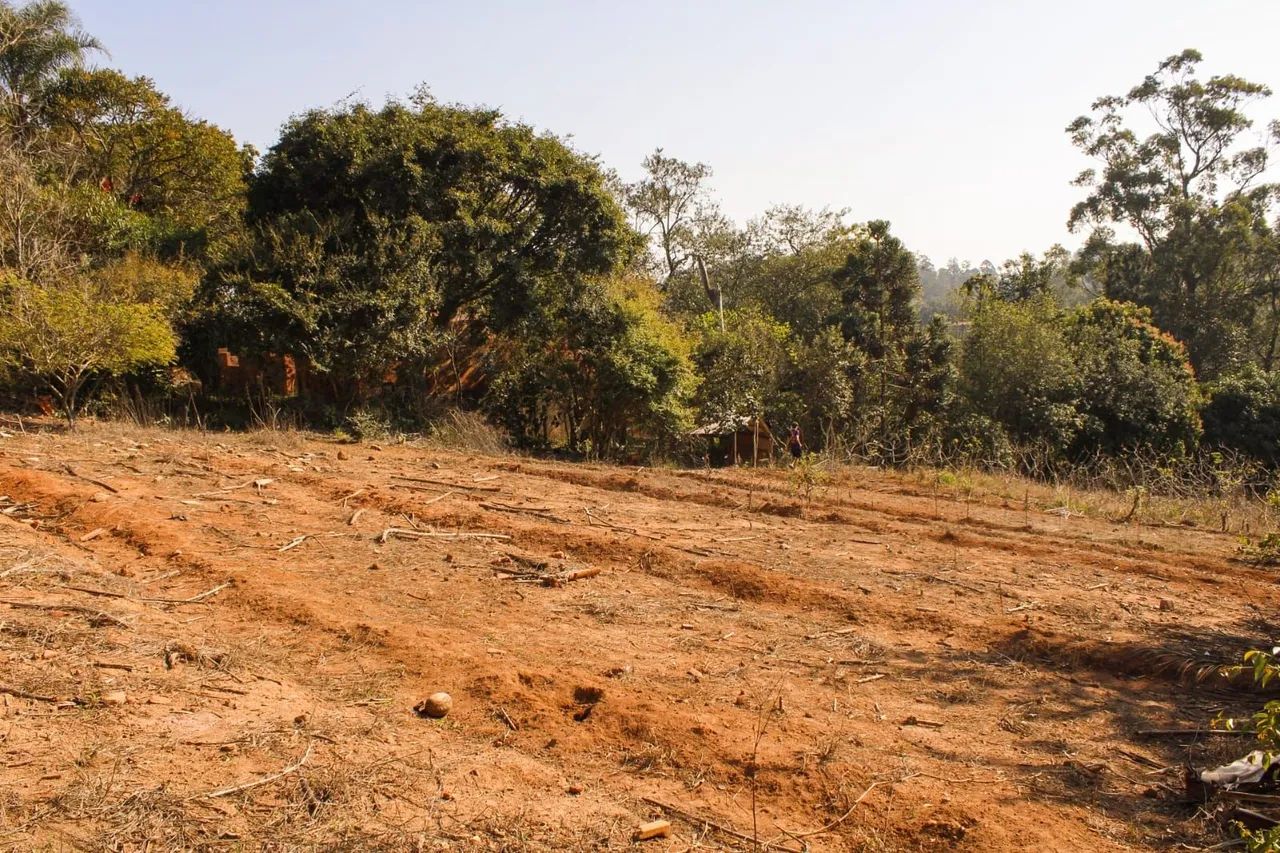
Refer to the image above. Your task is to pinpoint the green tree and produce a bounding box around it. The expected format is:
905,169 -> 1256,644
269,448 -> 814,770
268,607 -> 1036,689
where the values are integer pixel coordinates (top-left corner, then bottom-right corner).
831,220 -> 947,457
1067,49 -> 1279,377
691,306 -> 791,426
958,295 -> 1082,452
487,275 -> 694,455
1202,365 -> 1280,467
1065,299 -> 1201,458
204,91 -> 634,400
965,246 -> 1069,303
0,266 -> 182,422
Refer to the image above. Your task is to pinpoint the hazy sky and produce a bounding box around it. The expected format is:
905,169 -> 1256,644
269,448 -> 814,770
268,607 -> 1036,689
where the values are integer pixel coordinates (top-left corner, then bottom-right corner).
71,0 -> 1280,264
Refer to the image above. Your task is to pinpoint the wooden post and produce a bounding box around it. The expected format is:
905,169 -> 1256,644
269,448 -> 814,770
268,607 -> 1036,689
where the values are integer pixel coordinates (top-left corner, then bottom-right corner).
753,416 -> 759,466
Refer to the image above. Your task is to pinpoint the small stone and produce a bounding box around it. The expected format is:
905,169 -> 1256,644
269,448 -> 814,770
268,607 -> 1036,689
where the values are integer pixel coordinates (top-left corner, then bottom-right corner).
100,690 -> 127,706
91,492 -> 112,503
337,450 -> 349,461
734,691 -> 747,707
567,784 -> 583,795
415,692 -> 452,719
1158,598 -> 1174,611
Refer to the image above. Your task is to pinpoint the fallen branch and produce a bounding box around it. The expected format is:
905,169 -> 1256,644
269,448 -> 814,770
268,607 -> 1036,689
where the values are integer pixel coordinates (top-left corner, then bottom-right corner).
584,508 -> 663,540
640,797 -> 801,853
62,465 -> 118,494
206,742 -> 314,798
495,706 -> 519,731
804,627 -> 861,641
278,535 -> 309,552
140,582 -> 231,605
480,502 -> 567,523
63,584 -> 129,599
0,599 -> 130,628
391,475 -> 500,493
347,509 -> 366,526
0,682 -> 60,703
79,527 -> 108,542
418,490 -> 456,507
379,527 -> 511,544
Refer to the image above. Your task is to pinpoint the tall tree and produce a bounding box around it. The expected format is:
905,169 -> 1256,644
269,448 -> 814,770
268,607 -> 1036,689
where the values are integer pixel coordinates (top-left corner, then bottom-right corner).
832,220 -> 947,457
1067,49 -> 1279,376
624,149 -> 715,283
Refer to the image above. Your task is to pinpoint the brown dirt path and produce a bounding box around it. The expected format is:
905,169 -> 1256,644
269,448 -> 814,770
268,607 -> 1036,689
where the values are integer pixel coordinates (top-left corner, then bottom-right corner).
0,424 -> 1274,850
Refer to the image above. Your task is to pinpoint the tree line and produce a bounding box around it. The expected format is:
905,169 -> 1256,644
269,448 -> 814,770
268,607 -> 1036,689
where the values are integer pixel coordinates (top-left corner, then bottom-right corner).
1,3 -> 1278,479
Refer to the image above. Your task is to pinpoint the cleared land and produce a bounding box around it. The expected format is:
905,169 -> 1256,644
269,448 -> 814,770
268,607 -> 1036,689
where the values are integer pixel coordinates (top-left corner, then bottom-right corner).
0,424 -> 1272,850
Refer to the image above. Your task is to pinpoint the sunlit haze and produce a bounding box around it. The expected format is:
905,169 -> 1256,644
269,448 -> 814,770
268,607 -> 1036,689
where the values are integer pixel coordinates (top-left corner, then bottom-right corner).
74,0 -> 1280,264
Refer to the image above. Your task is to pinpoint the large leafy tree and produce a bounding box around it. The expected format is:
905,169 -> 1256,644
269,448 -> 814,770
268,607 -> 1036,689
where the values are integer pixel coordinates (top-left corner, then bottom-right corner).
1067,49 -> 1279,377
203,92 -> 635,397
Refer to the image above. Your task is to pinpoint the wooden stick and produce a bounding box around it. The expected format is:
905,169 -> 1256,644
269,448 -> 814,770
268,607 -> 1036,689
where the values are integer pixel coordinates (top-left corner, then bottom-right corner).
805,627 -> 861,640
584,508 -> 664,540
1136,728 -> 1253,738
391,475 -> 500,493
79,527 -> 108,542
480,502 -> 567,523
193,477 -> 272,498
379,527 -> 511,544
206,742 -> 314,798
63,585 -> 129,599
0,599 -> 130,628
634,820 -> 671,841
140,582 -> 231,605
0,682 -> 60,703
347,509 -> 366,526
278,536 -> 309,552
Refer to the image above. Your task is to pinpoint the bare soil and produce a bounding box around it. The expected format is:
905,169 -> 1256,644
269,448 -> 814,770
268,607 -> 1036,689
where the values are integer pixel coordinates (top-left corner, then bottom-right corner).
0,423 -> 1273,851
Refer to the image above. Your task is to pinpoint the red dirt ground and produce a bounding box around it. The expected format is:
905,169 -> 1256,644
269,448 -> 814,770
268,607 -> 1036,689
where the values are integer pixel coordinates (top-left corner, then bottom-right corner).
0,423 -> 1273,851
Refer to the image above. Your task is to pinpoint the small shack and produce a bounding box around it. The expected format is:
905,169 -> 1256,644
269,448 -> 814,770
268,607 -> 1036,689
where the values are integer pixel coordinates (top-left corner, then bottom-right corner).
689,416 -> 775,467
